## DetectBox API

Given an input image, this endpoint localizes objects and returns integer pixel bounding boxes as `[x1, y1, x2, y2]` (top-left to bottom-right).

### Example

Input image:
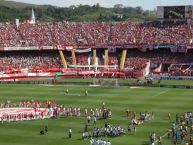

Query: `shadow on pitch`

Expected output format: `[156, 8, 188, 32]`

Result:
[62, 137, 72, 140]
[142, 141, 149, 145]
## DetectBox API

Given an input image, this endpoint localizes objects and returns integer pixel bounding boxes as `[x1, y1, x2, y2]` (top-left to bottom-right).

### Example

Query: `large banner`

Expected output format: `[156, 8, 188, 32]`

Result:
[164, 6, 185, 19]
[157, 5, 193, 19]
[0, 44, 192, 52]
[75, 48, 91, 53]
[0, 73, 55, 79]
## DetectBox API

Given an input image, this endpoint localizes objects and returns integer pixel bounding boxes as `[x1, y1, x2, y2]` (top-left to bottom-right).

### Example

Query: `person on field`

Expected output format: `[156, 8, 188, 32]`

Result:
[85, 90, 88, 96]
[85, 123, 88, 132]
[82, 132, 85, 139]
[126, 108, 130, 118]
[168, 128, 172, 138]
[85, 108, 88, 116]
[69, 128, 72, 138]
[128, 123, 132, 134]
[150, 132, 153, 144]
[172, 123, 176, 138]
[168, 112, 171, 120]
[102, 102, 105, 109]
[95, 139, 100, 145]
[87, 115, 91, 124]
[176, 114, 179, 123]
[90, 138, 94, 145]
[103, 139, 107, 145]
[173, 140, 177, 145]
[133, 126, 136, 135]
[150, 132, 156, 145]
[40, 129, 45, 135]
[158, 135, 162, 145]
[107, 140, 111, 145]
[44, 125, 48, 134]
[93, 116, 97, 126]
[190, 136, 193, 145]
[175, 130, 179, 142]
[66, 89, 69, 94]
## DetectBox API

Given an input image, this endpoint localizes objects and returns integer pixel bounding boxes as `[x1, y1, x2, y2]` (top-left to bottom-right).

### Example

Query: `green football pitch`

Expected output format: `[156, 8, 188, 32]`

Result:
[0, 83, 192, 145]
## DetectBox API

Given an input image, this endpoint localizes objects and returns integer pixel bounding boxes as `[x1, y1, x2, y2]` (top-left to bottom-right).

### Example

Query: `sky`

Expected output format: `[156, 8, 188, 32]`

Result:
[11, 0, 193, 10]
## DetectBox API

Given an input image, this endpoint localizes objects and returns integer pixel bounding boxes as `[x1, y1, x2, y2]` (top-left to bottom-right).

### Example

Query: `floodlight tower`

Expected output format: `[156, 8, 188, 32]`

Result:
[31, 8, 36, 24]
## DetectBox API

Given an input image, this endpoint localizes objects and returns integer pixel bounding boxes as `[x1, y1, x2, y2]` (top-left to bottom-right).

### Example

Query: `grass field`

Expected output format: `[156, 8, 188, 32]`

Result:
[0, 84, 192, 145]
[57, 78, 193, 86]
[23, 77, 193, 86]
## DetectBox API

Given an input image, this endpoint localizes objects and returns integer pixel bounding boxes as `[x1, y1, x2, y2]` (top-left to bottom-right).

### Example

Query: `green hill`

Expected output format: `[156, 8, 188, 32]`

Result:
[0, 0, 38, 8]
[0, 0, 156, 22]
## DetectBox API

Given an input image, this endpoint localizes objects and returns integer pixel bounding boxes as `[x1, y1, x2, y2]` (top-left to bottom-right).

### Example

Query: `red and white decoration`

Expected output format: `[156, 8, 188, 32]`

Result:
[0, 108, 49, 122]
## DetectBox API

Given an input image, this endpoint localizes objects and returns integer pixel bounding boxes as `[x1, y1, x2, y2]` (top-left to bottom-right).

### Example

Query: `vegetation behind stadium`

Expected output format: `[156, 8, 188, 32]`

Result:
[0, 0, 156, 22]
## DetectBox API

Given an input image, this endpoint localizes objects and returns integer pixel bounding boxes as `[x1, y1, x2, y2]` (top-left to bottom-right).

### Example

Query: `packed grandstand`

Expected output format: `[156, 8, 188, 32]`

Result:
[0, 20, 193, 80]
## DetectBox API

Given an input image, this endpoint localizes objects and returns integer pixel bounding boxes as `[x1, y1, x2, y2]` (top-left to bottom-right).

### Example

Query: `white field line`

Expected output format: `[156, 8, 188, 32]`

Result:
[155, 131, 168, 143]
[152, 89, 170, 143]
[151, 89, 170, 98]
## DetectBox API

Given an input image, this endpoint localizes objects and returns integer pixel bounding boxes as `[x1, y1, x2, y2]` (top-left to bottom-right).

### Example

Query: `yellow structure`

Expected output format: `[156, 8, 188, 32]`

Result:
[120, 49, 127, 69]
[93, 49, 97, 65]
[105, 48, 109, 66]
[71, 49, 77, 65]
[59, 50, 68, 69]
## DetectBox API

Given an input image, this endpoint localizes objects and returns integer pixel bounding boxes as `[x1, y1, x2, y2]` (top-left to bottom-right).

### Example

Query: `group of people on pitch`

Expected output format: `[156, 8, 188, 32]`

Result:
[167, 112, 193, 145]
[89, 138, 111, 145]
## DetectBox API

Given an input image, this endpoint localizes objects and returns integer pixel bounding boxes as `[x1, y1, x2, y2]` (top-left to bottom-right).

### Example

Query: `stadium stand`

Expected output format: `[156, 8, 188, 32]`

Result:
[0, 21, 193, 79]
[0, 50, 62, 73]
[0, 21, 192, 47]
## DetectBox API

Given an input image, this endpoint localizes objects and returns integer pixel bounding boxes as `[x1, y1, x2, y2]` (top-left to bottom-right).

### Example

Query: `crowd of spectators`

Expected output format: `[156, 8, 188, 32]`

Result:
[18, 23, 53, 47]
[0, 21, 192, 47]
[76, 53, 90, 65]
[1, 49, 193, 76]
[140, 21, 192, 45]
[0, 21, 193, 76]
[124, 49, 193, 76]
[169, 65, 193, 76]
[0, 23, 18, 47]
[108, 53, 120, 66]
[0, 51, 62, 73]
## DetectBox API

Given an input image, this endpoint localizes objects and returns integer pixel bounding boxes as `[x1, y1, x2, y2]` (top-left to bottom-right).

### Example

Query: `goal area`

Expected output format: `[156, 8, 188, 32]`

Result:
[92, 78, 119, 87]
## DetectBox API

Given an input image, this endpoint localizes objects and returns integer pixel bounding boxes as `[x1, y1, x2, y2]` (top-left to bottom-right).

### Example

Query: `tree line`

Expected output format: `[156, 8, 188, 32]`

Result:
[0, 3, 156, 22]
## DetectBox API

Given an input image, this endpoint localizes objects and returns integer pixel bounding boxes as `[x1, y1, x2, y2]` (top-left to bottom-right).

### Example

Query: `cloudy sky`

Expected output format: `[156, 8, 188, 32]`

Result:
[11, 0, 193, 10]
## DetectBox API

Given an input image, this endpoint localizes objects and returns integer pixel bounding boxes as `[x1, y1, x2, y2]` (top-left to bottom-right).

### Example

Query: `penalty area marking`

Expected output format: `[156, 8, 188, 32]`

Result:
[154, 131, 168, 144]
[129, 86, 142, 89]
[38, 84, 65, 87]
[89, 85, 100, 87]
